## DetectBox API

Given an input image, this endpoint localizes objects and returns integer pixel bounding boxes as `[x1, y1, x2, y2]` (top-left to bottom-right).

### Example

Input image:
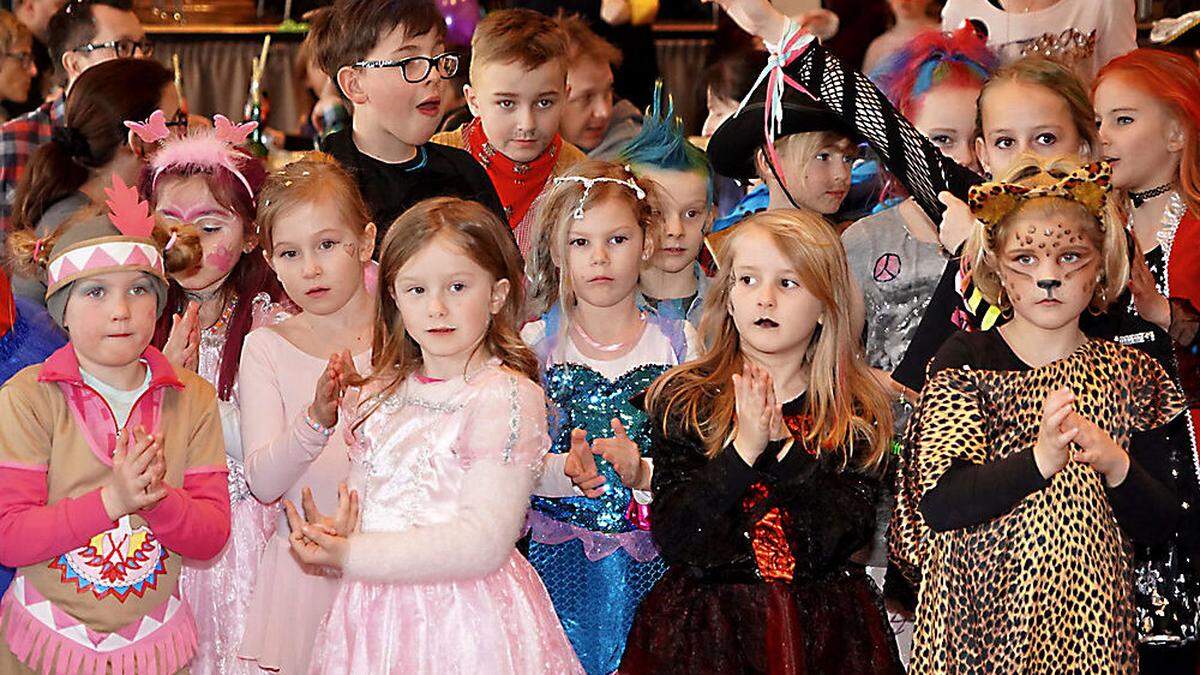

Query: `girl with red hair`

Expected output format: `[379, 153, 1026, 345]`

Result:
[1093, 48, 1200, 673]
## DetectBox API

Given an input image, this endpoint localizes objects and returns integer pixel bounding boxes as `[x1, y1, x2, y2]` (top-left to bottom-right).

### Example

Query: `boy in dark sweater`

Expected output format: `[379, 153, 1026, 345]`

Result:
[310, 0, 504, 243]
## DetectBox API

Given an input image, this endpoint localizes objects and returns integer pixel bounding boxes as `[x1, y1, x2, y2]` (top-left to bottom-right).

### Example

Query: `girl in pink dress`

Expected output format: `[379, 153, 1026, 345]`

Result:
[237, 158, 377, 673]
[129, 111, 289, 675]
[285, 196, 581, 675]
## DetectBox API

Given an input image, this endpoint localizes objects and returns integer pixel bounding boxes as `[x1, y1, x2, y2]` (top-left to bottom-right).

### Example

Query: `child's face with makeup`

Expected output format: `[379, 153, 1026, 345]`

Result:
[727, 226, 823, 358]
[466, 59, 567, 164]
[976, 80, 1089, 177]
[562, 196, 652, 310]
[266, 198, 374, 316]
[994, 206, 1101, 331]
[641, 168, 711, 275]
[156, 175, 248, 293]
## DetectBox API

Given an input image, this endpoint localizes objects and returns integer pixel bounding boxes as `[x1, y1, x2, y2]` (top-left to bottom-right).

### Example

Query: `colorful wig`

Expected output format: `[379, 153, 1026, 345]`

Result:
[1096, 49, 1200, 214]
[619, 81, 714, 205]
[870, 26, 997, 118]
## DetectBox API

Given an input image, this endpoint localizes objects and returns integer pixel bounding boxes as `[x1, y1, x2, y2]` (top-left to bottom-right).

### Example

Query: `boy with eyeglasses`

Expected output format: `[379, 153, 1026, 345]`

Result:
[430, 9, 584, 255]
[0, 0, 147, 231]
[311, 0, 504, 245]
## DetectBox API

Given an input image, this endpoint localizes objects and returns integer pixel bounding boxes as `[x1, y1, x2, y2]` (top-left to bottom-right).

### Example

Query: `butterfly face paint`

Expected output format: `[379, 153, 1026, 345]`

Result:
[995, 207, 1101, 331]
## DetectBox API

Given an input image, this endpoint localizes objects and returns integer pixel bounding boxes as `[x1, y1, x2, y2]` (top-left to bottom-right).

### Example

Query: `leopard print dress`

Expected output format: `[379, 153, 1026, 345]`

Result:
[891, 336, 1186, 673]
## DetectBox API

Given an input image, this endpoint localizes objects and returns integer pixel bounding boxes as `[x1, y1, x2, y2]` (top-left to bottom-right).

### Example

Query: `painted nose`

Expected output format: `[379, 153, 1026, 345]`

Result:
[1036, 279, 1062, 291]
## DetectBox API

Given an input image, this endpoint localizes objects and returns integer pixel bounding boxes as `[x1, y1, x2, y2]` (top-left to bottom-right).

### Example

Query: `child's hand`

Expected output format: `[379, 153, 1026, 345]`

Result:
[594, 419, 648, 491]
[101, 426, 168, 520]
[795, 8, 838, 41]
[134, 427, 168, 505]
[1130, 244, 1171, 333]
[284, 498, 351, 569]
[936, 192, 974, 255]
[309, 354, 347, 429]
[1066, 412, 1131, 487]
[300, 484, 360, 537]
[564, 428, 606, 498]
[162, 302, 200, 372]
[1032, 387, 1078, 480]
[704, 0, 791, 44]
[733, 361, 782, 465]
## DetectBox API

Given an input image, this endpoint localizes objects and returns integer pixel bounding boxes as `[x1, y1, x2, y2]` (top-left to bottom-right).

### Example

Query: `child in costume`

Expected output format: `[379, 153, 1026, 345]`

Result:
[1093, 49, 1200, 671]
[285, 197, 580, 674]
[128, 110, 288, 675]
[236, 158, 376, 673]
[620, 209, 903, 674]
[522, 161, 698, 674]
[431, 8, 586, 253]
[622, 82, 715, 329]
[0, 175, 229, 674]
[891, 158, 1185, 673]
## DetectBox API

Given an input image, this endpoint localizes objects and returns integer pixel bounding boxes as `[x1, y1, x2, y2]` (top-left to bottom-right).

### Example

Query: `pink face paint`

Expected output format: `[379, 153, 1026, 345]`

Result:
[204, 244, 238, 274]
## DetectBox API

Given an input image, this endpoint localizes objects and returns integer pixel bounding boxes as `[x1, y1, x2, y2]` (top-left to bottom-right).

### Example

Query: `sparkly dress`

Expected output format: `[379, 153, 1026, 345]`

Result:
[310, 363, 582, 674]
[522, 309, 696, 675]
[621, 392, 904, 674]
[180, 292, 290, 675]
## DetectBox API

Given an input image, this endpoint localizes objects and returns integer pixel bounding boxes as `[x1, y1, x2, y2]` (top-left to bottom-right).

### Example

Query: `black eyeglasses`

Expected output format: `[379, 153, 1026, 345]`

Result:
[74, 39, 155, 59]
[352, 52, 459, 84]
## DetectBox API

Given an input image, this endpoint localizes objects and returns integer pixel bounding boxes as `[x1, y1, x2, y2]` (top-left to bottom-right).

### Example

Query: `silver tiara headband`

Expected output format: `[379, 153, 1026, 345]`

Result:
[553, 174, 647, 219]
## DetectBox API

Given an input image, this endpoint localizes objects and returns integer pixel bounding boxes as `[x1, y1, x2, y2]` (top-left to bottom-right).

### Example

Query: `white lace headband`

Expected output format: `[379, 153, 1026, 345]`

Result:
[552, 174, 647, 219]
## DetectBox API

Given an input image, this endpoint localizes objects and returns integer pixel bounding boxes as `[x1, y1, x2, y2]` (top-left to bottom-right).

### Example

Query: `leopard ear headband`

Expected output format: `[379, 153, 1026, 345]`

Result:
[967, 161, 1113, 247]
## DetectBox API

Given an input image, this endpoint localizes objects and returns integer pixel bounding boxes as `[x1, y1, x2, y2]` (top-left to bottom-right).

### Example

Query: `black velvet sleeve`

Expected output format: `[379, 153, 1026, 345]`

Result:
[919, 449, 1049, 532]
[1106, 424, 1183, 545]
[648, 416, 767, 570]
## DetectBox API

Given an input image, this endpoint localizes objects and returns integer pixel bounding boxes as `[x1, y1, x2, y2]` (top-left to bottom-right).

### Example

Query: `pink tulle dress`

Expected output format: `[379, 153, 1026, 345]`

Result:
[181, 293, 288, 675]
[310, 362, 582, 674]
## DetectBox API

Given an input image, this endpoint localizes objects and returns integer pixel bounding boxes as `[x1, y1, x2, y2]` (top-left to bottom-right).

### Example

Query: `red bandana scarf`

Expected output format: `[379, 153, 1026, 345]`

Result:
[463, 117, 562, 230]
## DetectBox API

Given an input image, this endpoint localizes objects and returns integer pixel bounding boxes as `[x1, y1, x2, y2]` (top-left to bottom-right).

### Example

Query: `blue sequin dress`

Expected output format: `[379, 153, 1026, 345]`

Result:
[524, 309, 694, 674]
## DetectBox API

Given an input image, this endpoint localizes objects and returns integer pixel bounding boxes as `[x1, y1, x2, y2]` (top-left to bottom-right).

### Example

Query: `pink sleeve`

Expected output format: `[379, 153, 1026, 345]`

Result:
[0, 466, 115, 567]
[459, 373, 550, 471]
[141, 471, 230, 560]
[239, 331, 331, 503]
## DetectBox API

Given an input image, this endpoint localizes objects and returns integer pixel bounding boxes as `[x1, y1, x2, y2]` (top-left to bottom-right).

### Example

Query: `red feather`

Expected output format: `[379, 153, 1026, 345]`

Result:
[105, 174, 156, 238]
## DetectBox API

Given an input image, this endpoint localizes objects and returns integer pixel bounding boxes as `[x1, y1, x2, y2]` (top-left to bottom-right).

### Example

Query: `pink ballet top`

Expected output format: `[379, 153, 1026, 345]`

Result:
[236, 325, 371, 673]
[310, 362, 582, 674]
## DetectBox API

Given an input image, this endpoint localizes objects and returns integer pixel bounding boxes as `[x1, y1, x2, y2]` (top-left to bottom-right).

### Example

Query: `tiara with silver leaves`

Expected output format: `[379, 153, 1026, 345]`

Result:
[552, 172, 647, 220]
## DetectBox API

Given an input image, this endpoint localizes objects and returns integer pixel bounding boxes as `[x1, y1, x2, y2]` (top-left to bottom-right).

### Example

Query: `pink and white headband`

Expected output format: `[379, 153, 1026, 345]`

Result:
[126, 111, 258, 203]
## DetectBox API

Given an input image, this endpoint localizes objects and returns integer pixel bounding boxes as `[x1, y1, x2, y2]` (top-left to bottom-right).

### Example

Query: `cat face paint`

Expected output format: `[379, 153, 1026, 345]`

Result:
[995, 209, 1100, 331]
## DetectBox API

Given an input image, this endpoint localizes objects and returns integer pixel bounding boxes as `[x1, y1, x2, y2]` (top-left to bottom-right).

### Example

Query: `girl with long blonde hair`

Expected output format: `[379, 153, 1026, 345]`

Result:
[621, 209, 901, 674]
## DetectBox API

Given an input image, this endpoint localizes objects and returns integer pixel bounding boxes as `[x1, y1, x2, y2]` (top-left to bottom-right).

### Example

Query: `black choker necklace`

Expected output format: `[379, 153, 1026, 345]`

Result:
[1130, 183, 1174, 208]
